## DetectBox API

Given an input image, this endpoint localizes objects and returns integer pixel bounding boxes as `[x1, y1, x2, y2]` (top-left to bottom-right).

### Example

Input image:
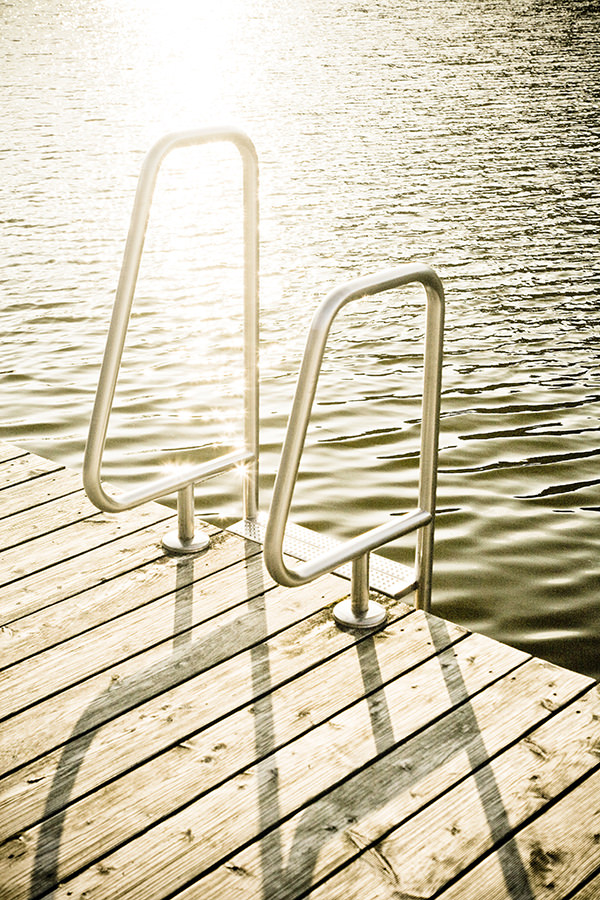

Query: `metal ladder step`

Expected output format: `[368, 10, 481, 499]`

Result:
[228, 512, 417, 600]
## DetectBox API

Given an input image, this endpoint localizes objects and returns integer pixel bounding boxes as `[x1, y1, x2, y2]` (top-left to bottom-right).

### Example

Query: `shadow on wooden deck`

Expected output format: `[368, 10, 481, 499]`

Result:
[29, 548, 532, 900]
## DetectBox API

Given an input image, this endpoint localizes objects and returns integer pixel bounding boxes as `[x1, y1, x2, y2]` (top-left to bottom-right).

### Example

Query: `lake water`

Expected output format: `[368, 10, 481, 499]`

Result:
[1, 0, 599, 677]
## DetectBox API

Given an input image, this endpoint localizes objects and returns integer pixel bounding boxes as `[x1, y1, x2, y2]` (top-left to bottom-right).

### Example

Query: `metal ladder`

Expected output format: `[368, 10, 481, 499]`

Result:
[83, 127, 259, 553]
[258, 265, 445, 626]
[84, 128, 445, 623]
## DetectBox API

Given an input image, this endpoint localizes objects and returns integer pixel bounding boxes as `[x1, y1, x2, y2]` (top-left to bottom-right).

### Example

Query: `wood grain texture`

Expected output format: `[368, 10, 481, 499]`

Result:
[18, 630, 525, 900]
[0, 598, 413, 848]
[0, 517, 184, 624]
[0, 556, 352, 776]
[0, 443, 27, 464]
[0, 441, 598, 900]
[380, 689, 600, 897]
[0, 468, 83, 520]
[570, 870, 600, 899]
[0, 453, 62, 490]
[0, 530, 259, 672]
[0, 501, 175, 588]
[0, 489, 99, 551]
[167, 659, 594, 900]
[436, 764, 600, 899]
[0, 551, 266, 715]
[3, 604, 433, 898]
[312, 683, 600, 900]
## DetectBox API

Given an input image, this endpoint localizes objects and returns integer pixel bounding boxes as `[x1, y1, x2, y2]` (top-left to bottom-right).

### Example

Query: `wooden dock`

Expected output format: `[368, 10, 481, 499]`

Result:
[1, 439, 600, 900]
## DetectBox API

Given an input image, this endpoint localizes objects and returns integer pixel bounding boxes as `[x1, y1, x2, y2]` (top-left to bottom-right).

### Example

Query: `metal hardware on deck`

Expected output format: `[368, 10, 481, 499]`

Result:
[263, 264, 445, 622]
[332, 554, 389, 629]
[228, 512, 418, 598]
[162, 484, 210, 554]
[83, 127, 259, 553]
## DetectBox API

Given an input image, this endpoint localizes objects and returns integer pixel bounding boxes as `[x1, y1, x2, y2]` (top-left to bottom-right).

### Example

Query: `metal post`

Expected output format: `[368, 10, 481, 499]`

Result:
[414, 281, 445, 611]
[162, 483, 210, 554]
[241, 139, 259, 521]
[333, 552, 387, 628]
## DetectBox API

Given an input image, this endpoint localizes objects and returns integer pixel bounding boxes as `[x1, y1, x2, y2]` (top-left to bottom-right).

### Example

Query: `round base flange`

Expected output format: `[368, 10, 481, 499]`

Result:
[333, 597, 387, 630]
[162, 529, 210, 555]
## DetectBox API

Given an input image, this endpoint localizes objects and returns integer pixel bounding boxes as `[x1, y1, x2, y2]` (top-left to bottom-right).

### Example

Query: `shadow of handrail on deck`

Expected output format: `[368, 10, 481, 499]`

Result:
[252, 615, 534, 899]
[428, 616, 535, 899]
[252, 627, 400, 900]
[29, 545, 266, 899]
[29, 567, 533, 900]
[248, 554, 284, 898]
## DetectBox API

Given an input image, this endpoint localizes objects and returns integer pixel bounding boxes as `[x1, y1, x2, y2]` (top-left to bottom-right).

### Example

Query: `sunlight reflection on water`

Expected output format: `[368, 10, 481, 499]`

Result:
[1, 0, 599, 676]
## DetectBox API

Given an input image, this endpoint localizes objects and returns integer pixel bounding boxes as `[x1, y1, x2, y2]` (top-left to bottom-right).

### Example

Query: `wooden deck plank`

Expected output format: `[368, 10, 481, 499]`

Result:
[15, 630, 529, 900]
[0, 441, 597, 900]
[4, 605, 461, 899]
[0, 597, 413, 844]
[0, 468, 84, 520]
[0, 547, 270, 715]
[571, 871, 600, 899]
[0, 442, 28, 464]
[387, 686, 600, 898]
[305, 683, 600, 900]
[0, 501, 176, 590]
[0, 530, 259, 672]
[435, 766, 600, 899]
[165, 658, 594, 900]
[0, 489, 100, 551]
[0, 598, 415, 848]
[0, 517, 184, 624]
[0, 558, 352, 776]
[0, 452, 62, 490]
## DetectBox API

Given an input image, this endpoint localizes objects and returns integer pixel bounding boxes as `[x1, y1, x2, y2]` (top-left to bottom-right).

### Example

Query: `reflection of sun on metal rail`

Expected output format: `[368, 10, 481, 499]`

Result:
[83, 127, 259, 554]
[261, 265, 445, 626]
[83, 128, 444, 626]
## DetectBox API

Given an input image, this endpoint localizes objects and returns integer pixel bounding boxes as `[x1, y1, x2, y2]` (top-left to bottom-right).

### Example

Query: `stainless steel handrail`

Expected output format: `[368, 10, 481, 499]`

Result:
[83, 127, 259, 553]
[263, 263, 444, 626]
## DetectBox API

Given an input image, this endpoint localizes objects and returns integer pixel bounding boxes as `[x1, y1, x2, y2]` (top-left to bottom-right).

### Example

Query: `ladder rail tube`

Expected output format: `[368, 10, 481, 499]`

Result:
[415, 280, 445, 606]
[83, 127, 259, 516]
[263, 263, 444, 610]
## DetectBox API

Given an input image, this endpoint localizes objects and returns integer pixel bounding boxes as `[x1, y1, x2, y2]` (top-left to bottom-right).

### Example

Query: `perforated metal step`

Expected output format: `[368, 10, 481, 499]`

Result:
[228, 513, 417, 599]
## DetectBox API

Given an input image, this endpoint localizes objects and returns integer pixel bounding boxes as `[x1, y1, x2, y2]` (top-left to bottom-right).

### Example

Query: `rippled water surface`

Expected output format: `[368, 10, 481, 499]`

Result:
[1, 0, 599, 676]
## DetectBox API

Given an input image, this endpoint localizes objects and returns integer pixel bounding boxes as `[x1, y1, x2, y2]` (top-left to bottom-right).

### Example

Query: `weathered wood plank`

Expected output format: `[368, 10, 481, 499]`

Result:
[0, 442, 28, 464]
[382, 685, 600, 898]
[2, 604, 432, 897]
[0, 453, 62, 490]
[435, 766, 600, 899]
[0, 559, 352, 776]
[177, 658, 593, 900]
[0, 517, 187, 625]
[570, 871, 600, 899]
[0, 594, 413, 846]
[0, 441, 596, 900]
[19, 630, 527, 900]
[0, 530, 259, 671]
[0, 490, 99, 551]
[0, 468, 83, 520]
[0, 501, 176, 589]
[309, 683, 600, 900]
[0, 537, 266, 715]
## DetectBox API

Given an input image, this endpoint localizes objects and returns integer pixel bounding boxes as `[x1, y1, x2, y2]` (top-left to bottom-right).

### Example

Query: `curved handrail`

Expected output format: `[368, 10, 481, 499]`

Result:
[83, 127, 259, 521]
[263, 263, 444, 612]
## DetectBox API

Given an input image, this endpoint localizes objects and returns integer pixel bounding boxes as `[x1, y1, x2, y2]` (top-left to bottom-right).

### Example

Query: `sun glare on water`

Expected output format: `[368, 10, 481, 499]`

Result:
[101, 0, 242, 121]
[99, 0, 250, 479]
